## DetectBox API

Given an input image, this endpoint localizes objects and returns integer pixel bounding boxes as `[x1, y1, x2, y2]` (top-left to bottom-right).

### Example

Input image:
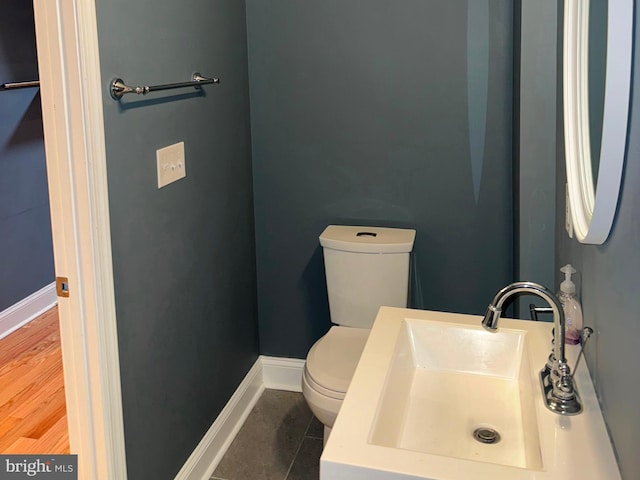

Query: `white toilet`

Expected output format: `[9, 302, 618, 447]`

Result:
[301, 224, 416, 443]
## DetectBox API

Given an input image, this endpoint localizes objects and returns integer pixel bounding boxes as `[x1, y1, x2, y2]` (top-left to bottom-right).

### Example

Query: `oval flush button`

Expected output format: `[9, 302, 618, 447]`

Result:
[356, 231, 377, 237]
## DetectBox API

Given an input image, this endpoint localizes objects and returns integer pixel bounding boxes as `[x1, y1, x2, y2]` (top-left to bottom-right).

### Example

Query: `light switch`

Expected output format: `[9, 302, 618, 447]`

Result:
[157, 141, 186, 188]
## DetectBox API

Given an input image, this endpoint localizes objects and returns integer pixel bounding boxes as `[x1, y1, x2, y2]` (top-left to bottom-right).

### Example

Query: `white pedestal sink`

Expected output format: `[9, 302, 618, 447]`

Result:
[320, 307, 620, 480]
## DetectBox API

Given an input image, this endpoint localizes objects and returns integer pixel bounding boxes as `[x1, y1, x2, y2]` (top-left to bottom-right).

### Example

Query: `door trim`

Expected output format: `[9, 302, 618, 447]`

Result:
[32, 0, 127, 478]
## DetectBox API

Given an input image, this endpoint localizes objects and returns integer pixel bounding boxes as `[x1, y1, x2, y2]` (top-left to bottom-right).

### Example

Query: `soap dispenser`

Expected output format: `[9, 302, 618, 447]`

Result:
[558, 264, 584, 345]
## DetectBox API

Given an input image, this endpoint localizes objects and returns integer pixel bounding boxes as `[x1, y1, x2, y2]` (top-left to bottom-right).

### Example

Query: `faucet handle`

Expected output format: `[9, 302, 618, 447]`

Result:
[570, 326, 594, 379]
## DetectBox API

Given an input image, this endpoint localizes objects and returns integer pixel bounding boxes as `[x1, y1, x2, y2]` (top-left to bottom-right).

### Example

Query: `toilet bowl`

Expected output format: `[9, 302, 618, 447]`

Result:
[302, 225, 416, 443]
[302, 326, 370, 441]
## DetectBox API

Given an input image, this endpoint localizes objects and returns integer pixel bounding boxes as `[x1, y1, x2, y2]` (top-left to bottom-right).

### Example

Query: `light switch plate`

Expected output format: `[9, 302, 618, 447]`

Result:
[157, 141, 186, 188]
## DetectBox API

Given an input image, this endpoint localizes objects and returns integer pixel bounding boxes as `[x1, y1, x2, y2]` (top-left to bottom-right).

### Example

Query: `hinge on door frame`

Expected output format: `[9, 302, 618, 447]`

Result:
[56, 276, 70, 297]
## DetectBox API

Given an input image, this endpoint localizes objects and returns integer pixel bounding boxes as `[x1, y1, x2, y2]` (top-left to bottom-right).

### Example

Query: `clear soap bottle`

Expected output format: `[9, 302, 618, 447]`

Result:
[557, 264, 583, 345]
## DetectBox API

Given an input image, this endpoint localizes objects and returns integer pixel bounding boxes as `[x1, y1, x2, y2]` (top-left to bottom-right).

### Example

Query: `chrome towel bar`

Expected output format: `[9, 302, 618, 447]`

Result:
[110, 72, 219, 100]
[1, 80, 40, 90]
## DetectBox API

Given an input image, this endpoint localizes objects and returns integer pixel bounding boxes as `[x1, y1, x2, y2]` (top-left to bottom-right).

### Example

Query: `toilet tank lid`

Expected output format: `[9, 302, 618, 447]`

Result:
[319, 225, 416, 253]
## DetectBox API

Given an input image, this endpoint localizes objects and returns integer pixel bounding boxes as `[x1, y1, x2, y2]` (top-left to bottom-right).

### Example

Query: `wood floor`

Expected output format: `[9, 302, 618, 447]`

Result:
[0, 306, 69, 454]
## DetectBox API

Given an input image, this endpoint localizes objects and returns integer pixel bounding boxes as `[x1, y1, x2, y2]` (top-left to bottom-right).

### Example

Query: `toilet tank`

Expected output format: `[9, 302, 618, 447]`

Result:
[319, 225, 416, 329]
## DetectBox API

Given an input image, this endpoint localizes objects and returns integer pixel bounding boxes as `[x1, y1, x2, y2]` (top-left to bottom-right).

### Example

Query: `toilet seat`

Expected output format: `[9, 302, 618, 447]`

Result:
[304, 326, 370, 399]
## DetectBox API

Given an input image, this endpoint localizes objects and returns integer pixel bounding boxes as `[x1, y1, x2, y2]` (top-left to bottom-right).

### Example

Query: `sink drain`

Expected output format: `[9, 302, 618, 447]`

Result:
[473, 426, 501, 444]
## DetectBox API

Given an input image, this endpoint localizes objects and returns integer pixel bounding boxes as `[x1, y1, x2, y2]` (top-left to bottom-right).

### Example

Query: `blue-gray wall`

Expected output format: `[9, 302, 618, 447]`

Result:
[556, 5, 640, 478]
[0, 1, 54, 312]
[94, 0, 258, 478]
[246, 0, 515, 358]
[516, 0, 557, 306]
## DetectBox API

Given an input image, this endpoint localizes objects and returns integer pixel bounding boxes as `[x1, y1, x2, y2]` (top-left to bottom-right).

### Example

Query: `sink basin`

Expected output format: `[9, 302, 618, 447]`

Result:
[321, 307, 620, 480]
[370, 319, 542, 469]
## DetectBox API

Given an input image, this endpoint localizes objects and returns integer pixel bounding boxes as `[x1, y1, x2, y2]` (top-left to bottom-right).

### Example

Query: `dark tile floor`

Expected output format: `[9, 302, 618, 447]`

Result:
[211, 389, 324, 480]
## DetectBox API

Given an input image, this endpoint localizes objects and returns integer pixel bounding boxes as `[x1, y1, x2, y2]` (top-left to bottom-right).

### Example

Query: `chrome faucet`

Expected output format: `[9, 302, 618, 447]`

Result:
[482, 281, 582, 415]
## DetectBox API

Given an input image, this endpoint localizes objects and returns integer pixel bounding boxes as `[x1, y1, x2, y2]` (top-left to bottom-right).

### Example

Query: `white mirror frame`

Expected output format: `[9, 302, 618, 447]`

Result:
[563, 0, 633, 244]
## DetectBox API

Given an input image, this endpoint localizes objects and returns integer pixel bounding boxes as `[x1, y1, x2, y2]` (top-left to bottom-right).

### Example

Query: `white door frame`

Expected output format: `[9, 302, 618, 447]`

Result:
[32, 0, 127, 478]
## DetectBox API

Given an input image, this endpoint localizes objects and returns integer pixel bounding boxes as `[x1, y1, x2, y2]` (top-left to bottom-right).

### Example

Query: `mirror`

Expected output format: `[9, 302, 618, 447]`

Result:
[587, 0, 607, 183]
[563, 0, 633, 244]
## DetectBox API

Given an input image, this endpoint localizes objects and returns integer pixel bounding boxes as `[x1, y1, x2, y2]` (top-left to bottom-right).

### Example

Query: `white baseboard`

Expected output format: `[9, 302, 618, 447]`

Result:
[0, 282, 57, 340]
[174, 355, 306, 480]
[174, 359, 265, 480]
[261, 355, 305, 392]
